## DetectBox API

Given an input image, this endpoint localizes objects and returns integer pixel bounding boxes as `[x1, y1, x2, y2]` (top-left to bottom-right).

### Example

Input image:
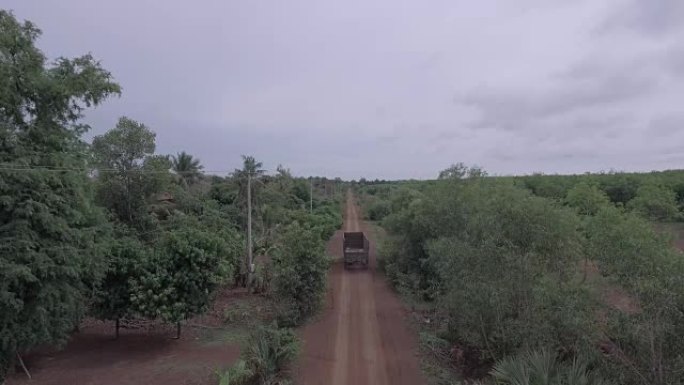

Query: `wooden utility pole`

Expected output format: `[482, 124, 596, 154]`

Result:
[247, 173, 253, 290]
[310, 177, 313, 213]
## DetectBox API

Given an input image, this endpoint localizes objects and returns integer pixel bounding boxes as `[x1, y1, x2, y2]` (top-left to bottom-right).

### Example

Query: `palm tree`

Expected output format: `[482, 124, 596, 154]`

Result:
[233, 155, 265, 291]
[172, 151, 203, 186]
[234, 155, 265, 179]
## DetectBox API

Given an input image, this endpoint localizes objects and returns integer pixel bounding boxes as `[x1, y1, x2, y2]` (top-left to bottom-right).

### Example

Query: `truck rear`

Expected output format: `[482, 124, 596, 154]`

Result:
[343, 232, 369, 268]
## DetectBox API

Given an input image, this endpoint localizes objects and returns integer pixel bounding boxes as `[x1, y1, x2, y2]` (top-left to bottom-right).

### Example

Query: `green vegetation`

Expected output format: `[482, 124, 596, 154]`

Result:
[217, 325, 300, 385]
[0, 11, 338, 378]
[358, 166, 684, 385]
[272, 223, 331, 327]
[0, 10, 120, 374]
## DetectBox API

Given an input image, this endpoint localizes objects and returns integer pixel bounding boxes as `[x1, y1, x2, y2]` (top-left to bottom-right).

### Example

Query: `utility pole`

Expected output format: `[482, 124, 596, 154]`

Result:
[247, 173, 253, 290]
[310, 177, 313, 213]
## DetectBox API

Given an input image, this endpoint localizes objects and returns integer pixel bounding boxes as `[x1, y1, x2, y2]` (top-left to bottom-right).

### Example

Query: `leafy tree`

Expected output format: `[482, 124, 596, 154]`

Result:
[92, 117, 170, 231]
[131, 229, 235, 336]
[438, 162, 467, 179]
[627, 184, 679, 221]
[171, 151, 203, 186]
[272, 223, 329, 326]
[90, 237, 150, 338]
[0, 10, 119, 374]
[438, 163, 488, 180]
[565, 182, 611, 216]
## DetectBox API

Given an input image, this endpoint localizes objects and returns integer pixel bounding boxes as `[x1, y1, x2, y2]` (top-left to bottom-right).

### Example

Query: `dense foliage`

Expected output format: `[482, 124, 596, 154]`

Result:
[272, 223, 330, 327]
[360, 167, 684, 385]
[0, 10, 120, 375]
[1, 11, 338, 377]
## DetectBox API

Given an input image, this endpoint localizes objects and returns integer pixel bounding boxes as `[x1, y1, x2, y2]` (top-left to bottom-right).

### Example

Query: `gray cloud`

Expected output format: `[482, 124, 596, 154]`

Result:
[664, 45, 684, 76]
[649, 115, 684, 137]
[599, 0, 684, 35]
[462, 74, 653, 131]
[3, 0, 683, 178]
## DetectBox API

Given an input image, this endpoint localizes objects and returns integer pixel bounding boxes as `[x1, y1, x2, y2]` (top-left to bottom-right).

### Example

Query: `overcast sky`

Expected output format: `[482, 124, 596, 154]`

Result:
[5, 0, 684, 179]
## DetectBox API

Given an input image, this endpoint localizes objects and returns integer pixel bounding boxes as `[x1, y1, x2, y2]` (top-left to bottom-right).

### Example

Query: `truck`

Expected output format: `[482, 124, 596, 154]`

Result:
[343, 232, 369, 269]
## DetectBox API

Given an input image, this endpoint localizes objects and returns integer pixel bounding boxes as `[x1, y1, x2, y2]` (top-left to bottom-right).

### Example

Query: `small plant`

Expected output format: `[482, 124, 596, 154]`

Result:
[217, 325, 299, 385]
[217, 359, 253, 385]
[245, 326, 300, 384]
[490, 349, 612, 385]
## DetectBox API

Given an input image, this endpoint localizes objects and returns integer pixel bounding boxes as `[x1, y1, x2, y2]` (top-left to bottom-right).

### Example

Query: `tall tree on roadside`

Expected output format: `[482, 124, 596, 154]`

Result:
[92, 117, 170, 232]
[0, 11, 120, 376]
[233, 155, 265, 289]
[172, 151, 203, 186]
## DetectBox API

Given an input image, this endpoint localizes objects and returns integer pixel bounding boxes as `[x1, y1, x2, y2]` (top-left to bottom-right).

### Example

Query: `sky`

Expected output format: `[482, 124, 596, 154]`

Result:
[4, 0, 684, 179]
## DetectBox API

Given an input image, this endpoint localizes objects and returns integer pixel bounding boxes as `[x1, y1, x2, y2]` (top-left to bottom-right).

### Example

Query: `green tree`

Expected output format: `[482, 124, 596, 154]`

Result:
[0, 10, 120, 374]
[92, 117, 159, 228]
[438, 162, 467, 179]
[565, 182, 611, 216]
[131, 229, 235, 337]
[90, 237, 150, 339]
[171, 151, 203, 186]
[627, 184, 679, 221]
[272, 223, 329, 326]
[586, 207, 684, 384]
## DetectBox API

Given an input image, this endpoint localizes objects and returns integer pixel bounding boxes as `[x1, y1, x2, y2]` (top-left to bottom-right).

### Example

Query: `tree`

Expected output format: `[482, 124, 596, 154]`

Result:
[438, 162, 467, 179]
[565, 182, 611, 216]
[438, 163, 487, 180]
[172, 151, 203, 186]
[233, 155, 266, 289]
[92, 117, 170, 232]
[131, 229, 235, 337]
[0, 10, 120, 375]
[90, 237, 150, 339]
[627, 184, 679, 221]
[272, 223, 329, 326]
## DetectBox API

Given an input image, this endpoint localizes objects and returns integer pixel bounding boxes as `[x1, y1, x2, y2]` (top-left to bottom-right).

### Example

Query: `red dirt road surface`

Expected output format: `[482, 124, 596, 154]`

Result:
[294, 193, 425, 385]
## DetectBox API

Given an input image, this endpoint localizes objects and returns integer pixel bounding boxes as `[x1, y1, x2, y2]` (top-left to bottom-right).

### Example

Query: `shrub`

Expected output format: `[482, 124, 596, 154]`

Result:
[627, 184, 679, 221]
[367, 200, 391, 221]
[488, 349, 612, 385]
[272, 223, 329, 326]
[217, 326, 299, 385]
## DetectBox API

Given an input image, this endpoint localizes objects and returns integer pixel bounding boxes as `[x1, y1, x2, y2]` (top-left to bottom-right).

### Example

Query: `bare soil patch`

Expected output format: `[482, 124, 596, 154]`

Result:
[4, 288, 266, 385]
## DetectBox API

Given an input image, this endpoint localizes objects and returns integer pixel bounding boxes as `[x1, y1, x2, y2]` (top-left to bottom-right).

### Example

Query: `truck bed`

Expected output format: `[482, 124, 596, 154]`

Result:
[343, 232, 369, 268]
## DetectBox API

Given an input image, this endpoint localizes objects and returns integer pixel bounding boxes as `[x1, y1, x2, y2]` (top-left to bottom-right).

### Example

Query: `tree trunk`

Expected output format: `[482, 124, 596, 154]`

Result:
[115, 318, 120, 340]
[175, 322, 181, 339]
[16, 352, 30, 379]
[247, 174, 253, 291]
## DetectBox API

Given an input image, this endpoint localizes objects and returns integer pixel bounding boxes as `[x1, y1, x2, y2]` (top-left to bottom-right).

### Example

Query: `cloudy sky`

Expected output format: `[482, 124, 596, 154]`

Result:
[5, 0, 684, 179]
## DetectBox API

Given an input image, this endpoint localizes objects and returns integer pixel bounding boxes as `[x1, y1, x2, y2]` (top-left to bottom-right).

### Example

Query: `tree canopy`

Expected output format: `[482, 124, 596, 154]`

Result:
[0, 10, 120, 373]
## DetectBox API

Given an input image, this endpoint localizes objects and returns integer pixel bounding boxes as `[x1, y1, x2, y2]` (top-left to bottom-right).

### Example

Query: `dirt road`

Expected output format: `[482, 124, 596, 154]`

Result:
[295, 193, 425, 385]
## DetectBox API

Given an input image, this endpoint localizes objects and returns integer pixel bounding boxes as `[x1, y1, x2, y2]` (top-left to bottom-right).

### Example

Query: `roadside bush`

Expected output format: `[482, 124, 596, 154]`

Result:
[367, 200, 391, 221]
[272, 223, 329, 326]
[586, 207, 684, 384]
[425, 184, 595, 361]
[485, 349, 612, 385]
[217, 326, 299, 385]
